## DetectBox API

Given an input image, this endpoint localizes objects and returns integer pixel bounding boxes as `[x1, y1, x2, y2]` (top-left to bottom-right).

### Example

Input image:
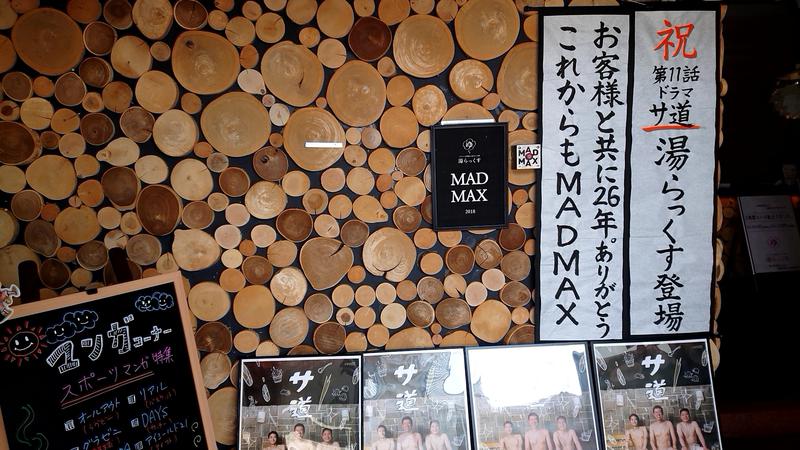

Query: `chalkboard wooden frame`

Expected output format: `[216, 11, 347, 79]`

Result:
[0, 272, 216, 450]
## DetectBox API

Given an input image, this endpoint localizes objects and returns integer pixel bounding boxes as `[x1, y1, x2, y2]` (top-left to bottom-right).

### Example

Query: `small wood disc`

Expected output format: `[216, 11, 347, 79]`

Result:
[136, 184, 182, 236]
[386, 75, 414, 107]
[329, 194, 353, 219]
[328, 60, 386, 127]
[201, 92, 269, 157]
[102, 81, 133, 113]
[481, 268, 506, 291]
[11, 8, 84, 76]
[455, 0, 519, 61]
[276, 208, 313, 242]
[39, 258, 71, 289]
[11, 189, 44, 221]
[465, 281, 487, 307]
[286, 0, 317, 25]
[317, 0, 354, 38]
[515, 202, 536, 229]
[26, 155, 77, 201]
[233, 284, 275, 328]
[103, 0, 133, 29]
[378, 0, 410, 26]
[436, 0, 458, 22]
[0, 166, 26, 194]
[367, 323, 390, 347]
[172, 31, 239, 94]
[172, 228, 220, 271]
[20, 97, 53, 130]
[501, 250, 530, 281]
[299, 237, 354, 289]
[267, 240, 297, 267]
[417, 276, 444, 304]
[435, 298, 471, 329]
[241, 255, 273, 285]
[412, 85, 447, 127]
[171, 158, 212, 201]
[413, 227, 436, 249]
[449, 59, 493, 101]
[214, 224, 242, 250]
[132, 155, 166, 186]
[283, 107, 346, 171]
[498, 42, 538, 111]
[393, 14, 453, 78]
[511, 306, 530, 325]
[3, 71, 32, 102]
[407, 300, 435, 328]
[218, 167, 250, 197]
[54, 206, 100, 245]
[269, 306, 308, 348]
[361, 126, 382, 149]
[420, 252, 443, 275]
[233, 329, 260, 354]
[255, 340, 280, 357]
[304, 293, 334, 324]
[261, 41, 323, 107]
[499, 223, 525, 251]
[174, 0, 208, 30]
[23, 219, 59, 256]
[270, 266, 307, 306]
[0, 121, 41, 166]
[110, 35, 152, 79]
[151, 41, 173, 62]
[499, 109, 520, 130]
[75, 239, 107, 270]
[505, 323, 534, 345]
[120, 211, 142, 235]
[396, 147, 426, 177]
[500, 280, 531, 307]
[354, 306, 376, 329]
[471, 299, 511, 343]
[120, 106, 155, 143]
[313, 321, 346, 354]
[194, 322, 233, 355]
[332, 284, 354, 308]
[443, 102, 493, 121]
[348, 15, 392, 62]
[302, 188, 329, 214]
[380, 303, 407, 330]
[135, 70, 178, 113]
[314, 215, 340, 238]
[380, 106, 419, 148]
[443, 273, 467, 298]
[393, 205, 422, 233]
[394, 279, 415, 301]
[125, 233, 161, 266]
[225, 16, 255, 47]
[255, 12, 285, 43]
[80, 112, 115, 146]
[131, 0, 173, 40]
[446, 245, 475, 275]
[76, 179, 104, 207]
[340, 219, 369, 247]
[181, 92, 202, 114]
[252, 146, 289, 181]
[395, 176, 426, 206]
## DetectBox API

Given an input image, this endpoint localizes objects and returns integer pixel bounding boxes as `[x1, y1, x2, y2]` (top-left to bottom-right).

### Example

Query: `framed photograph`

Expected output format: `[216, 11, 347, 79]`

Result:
[238, 356, 361, 450]
[466, 344, 600, 450]
[430, 122, 509, 230]
[592, 340, 723, 450]
[362, 349, 470, 450]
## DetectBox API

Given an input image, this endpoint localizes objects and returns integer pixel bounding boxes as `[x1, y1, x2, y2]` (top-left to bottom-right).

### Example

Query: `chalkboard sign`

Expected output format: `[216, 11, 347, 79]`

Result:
[430, 123, 508, 230]
[0, 272, 215, 450]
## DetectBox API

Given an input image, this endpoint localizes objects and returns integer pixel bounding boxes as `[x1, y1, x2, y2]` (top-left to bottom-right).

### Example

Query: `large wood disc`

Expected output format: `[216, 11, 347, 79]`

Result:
[348, 15, 392, 62]
[363, 227, 416, 282]
[435, 297, 471, 329]
[270, 266, 307, 306]
[11, 8, 84, 76]
[136, 184, 182, 235]
[153, 109, 198, 157]
[471, 299, 511, 343]
[201, 92, 269, 157]
[299, 237, 354, 290]
[327, 60, 386, 127]
[125, 233, 162, 266]
[449, 59, 493, 101]
[455, 0, 519, 61]
[385, 326, 433, 350]
[26, 155, 76, 201]
[261, 41, 323, 107]
[283, 107, 345, 171]
[245, 181, 286, 219]
[172, 31, 239, 94]
[0, 121, 40, 165]
[110, 35, 152, 79]
[233, 285, 275, 328]
[393, 14, 453, 78]
[54, 206, 100, 245]
[269, 306, 308, 348]
[172, 228, 220, 271]
[317, 0, 354, 38]
[313, 321, 346, 354]
[498, 42, 539, 111]
[132, 0, 173, 40]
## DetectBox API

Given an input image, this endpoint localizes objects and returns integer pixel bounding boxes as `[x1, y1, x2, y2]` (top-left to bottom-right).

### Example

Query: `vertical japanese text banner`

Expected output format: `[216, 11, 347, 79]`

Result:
[540, 14, 631, 341]
[629, 11, 717, 336]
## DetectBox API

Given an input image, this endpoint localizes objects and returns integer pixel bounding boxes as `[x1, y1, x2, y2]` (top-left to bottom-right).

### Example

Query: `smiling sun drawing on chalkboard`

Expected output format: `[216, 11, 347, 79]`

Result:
[0, 321, 47, 366]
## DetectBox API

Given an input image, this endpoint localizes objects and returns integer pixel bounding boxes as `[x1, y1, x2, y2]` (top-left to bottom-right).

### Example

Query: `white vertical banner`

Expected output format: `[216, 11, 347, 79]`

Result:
[539, 15, 630, 341]
[629, 11, 717, 335]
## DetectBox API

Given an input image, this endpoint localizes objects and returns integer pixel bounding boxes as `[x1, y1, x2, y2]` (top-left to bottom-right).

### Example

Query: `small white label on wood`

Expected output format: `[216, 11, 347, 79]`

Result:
[440, 119, 495, 126]
[515, 144, 540, 169]
[305, 142, 344, 148]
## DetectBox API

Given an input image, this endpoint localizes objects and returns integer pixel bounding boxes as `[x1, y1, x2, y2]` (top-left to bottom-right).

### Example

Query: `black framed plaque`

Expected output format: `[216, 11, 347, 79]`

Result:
[431, 123, 508, 230]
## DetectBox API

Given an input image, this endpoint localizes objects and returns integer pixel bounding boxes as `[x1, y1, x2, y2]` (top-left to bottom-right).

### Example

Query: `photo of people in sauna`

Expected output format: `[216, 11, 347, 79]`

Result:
[466, 344, 599, 450]
[362, 349, 470, 450]
[593, 340, 723, 450]
[238, 356, 361, 450]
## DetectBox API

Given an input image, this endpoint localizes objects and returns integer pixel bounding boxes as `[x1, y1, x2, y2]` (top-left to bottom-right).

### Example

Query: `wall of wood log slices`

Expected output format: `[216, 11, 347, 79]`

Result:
[0, 0, 727, 445]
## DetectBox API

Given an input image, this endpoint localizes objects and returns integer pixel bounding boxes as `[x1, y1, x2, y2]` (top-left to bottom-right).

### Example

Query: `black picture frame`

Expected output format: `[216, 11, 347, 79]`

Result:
[430, 122, 509, 230]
